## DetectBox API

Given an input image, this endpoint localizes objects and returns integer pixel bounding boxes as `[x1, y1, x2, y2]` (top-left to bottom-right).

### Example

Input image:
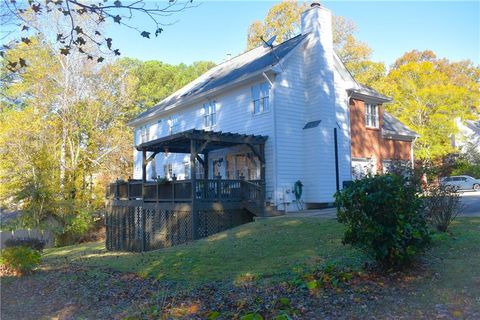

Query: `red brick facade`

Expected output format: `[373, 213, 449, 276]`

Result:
[350, 99, 413, 173]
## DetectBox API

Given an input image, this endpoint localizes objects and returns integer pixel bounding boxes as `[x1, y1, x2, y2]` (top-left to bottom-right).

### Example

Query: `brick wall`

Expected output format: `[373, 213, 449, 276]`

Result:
[350, 99, 412, 172]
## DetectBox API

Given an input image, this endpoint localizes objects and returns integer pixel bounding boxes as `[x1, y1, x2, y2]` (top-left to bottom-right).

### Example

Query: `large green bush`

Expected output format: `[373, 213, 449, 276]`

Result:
[0, 246, 41, 274]
[335, 174, 430, 270]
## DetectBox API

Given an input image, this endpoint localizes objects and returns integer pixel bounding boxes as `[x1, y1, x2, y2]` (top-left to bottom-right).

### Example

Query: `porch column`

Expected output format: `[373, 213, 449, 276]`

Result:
[142, 149, 147, 198]
[190, 139, 198, 240]
[203, 152, 209, 180]
[203, 152, 209, 198]
[258, 143, 266, 216]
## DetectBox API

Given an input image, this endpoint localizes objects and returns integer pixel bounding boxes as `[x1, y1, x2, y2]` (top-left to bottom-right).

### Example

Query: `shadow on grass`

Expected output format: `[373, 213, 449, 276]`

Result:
[43, 218, 364, 286]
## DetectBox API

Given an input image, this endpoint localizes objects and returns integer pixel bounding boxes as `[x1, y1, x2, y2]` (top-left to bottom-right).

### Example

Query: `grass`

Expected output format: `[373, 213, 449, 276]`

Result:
[43, 217, 480, 290]
[43, 218, 365, 285]
[5, 217, 480, 319]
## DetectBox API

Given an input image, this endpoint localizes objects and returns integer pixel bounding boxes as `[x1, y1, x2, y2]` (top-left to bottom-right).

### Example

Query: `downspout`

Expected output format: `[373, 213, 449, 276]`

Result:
[334, 127, 340, 191]
[346, 92, 354, 181]
[262, 72, 274, 86]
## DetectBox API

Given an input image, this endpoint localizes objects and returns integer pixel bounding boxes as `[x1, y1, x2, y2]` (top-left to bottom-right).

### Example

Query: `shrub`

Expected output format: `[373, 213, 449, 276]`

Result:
[335, 174, 431, 270]
[424, 184, 463, 232]
[0, 246, 41, 274]
[5, 237, 46, 251]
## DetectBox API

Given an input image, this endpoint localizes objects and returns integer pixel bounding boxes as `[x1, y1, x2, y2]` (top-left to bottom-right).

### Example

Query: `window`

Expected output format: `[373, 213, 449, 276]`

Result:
[365, 104, 379, 128]
[352, 157, 376, 179]
[382, 159, 411, 175]
[169, 115, 179, 135]
[183, 160, 204, 180]
[225, 153, 260, 180]
[140, 125, 148, 143]
[196, 159, 204, 179]
[203, 101, 216, 128]
[150, 157, 157, 179]
[251, 82, 270, 114]
[156, 119, 163, 137]
[163, 163, 173, 180]
[183, 161, 190, 179]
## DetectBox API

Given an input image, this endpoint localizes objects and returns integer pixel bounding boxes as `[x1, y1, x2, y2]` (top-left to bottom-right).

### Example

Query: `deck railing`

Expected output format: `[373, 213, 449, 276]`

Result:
[106, 178, 264, 207]
[105, 178, 265, 252]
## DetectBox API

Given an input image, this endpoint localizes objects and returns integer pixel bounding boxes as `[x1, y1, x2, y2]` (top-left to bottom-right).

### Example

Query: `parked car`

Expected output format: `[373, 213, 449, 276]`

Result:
[440, 175, 480, 191]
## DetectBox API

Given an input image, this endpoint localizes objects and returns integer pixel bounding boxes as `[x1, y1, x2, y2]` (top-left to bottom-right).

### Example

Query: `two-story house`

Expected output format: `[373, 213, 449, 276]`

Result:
[127, 2, 417, 212]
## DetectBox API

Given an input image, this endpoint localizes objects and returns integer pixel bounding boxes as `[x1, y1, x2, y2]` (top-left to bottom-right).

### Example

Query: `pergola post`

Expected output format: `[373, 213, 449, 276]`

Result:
[141, 149, 147, 198]
[190, 139, 198, 240]
[203, 152, 209, 197]
[258, 143, 266, 216]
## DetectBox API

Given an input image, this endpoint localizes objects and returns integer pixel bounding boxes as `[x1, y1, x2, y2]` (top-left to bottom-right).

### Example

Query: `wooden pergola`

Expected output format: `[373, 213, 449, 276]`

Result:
[136, 129, 268, 184]
[136, 129, 268, 218]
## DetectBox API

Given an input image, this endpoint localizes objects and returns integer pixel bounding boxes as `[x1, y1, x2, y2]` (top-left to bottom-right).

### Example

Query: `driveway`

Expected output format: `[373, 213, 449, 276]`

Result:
[459, 191, 480, 217]
[283, 191, 480, 219]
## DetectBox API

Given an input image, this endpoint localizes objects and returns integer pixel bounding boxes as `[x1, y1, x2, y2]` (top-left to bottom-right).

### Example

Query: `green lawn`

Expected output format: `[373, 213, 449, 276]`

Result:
[42, 217, 480, 290]
[43, 218, 365, 284]
[4, 217, 479, 319]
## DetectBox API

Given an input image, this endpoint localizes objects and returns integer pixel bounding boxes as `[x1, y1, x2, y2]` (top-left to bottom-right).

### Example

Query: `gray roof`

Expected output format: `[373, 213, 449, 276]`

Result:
[348, 84, 391, 103]
[465, 120, 480, 135]
[382, 111, 418, 139]
[131, 34, 308, 125]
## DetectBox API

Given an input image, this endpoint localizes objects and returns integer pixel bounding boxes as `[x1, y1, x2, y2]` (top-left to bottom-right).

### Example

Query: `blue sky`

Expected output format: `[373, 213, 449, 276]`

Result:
[108, 1, 479, 67]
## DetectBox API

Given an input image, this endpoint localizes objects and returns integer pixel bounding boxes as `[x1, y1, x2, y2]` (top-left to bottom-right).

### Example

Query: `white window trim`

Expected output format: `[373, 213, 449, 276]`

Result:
[203, 100, 217, 129]
[168, 115, 179, 135]
[365, 104, 379, 129]
[163, 163, 173, 180]
[140, 125, 149, 143]
[252, 82, 271, 115]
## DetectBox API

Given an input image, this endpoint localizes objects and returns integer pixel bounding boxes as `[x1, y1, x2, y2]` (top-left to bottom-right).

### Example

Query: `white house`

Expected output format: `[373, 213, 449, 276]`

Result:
[127, 3, 408, 211]
[453, 118, 480, 155]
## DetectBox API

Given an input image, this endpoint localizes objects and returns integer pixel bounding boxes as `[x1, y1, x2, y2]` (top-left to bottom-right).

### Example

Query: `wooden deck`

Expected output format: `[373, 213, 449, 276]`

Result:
[106, 178, 265, 216]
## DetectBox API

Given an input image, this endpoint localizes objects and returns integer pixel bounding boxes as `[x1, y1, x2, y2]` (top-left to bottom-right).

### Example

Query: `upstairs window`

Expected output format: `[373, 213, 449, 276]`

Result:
[365, 104, 379, 128]
[156, 119, 163, 137]
[169, 114, 179, 135]
[140, 125, 149, 143]
[203, 101, 216, 128]
[251, 82, 270, 114]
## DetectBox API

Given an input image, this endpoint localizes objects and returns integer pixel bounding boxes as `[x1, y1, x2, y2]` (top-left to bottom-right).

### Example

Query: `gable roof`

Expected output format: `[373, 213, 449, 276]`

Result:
[349, 84, 391, 103]
[129, 34, 308, 126]
[382, 111, 418, 140]
[465, 119, 480, 135]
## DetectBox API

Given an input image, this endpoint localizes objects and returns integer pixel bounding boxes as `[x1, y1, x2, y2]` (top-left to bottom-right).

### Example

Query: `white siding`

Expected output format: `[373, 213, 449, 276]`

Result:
[301, 27, 338, 204]
[132, 5, 359, 207]
[273, 43, 307, 208]
[132, 80, 275, 197]
[333, 65, 353, 186]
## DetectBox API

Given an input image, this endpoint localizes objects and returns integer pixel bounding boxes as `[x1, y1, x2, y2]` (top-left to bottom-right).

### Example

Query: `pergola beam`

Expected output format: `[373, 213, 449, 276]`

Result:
[136, 129, 267, 154]
[246, 143, 265, 163]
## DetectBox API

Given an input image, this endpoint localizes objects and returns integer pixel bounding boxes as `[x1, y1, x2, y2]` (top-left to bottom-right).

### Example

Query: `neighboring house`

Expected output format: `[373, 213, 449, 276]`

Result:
[127, 3, 416, 211]
[452, 118, 480, 154]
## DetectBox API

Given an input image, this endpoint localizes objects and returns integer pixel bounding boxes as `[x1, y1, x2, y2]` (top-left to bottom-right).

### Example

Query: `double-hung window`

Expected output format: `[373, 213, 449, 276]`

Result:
[164, 163, 173, 180]
[365, 104, 379, 128]
[203, 101, 216, 128]
[169, 114, 179, 135]
[251, 82, 270, 114]
[139, 125, 148, 143]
